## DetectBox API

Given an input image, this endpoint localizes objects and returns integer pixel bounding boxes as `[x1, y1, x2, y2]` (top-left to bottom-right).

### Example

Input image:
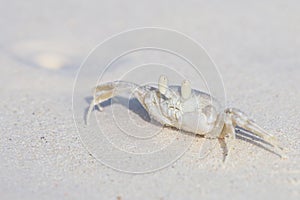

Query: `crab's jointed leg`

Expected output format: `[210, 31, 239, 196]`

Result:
[225, 108, 284, 157]
[218, 113, 236, 161]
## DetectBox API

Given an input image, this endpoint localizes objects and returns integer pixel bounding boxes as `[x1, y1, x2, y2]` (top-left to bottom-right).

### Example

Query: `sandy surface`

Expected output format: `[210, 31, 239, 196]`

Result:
[1, 0, 300, 199]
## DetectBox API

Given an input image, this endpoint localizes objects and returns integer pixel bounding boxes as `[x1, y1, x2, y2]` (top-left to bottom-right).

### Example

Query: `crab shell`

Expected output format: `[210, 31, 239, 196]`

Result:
[141, 85, 225, 138]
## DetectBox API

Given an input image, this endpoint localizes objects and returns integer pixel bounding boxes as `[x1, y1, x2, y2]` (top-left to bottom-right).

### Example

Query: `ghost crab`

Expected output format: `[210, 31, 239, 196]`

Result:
[87, 75, 283, 158]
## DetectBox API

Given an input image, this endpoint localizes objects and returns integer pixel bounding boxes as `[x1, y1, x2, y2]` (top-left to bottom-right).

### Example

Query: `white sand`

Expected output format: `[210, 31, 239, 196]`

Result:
[1, 0, 299, 199]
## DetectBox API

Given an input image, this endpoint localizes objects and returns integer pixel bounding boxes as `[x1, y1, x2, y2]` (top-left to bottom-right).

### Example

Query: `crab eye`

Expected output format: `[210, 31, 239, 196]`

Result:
[181, 80, 191, 100]
[158, 75, 168, 95]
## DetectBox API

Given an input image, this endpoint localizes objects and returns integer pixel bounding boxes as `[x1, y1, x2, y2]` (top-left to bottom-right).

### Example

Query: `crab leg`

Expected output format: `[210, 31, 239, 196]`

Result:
[225, 108, 284, 155]
[218, 113, 236, 162]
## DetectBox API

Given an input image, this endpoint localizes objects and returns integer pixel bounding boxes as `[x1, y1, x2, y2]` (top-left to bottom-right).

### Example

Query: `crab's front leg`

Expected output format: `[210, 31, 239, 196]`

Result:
[86, 81, 140, 124]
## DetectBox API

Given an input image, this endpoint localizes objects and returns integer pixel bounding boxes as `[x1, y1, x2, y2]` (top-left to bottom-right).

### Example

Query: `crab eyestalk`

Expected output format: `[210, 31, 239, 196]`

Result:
[158, 75, 169, 95]
[181, 80, 191, 100]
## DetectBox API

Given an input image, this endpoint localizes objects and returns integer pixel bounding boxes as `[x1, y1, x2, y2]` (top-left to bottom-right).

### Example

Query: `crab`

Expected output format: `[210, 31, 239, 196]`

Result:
[86, 75, 283, 158]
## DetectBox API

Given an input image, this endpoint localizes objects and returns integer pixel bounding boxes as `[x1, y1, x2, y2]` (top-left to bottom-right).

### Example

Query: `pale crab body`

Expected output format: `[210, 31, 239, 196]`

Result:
[142, 85, 223, 137]
[87, 75, 283, 157]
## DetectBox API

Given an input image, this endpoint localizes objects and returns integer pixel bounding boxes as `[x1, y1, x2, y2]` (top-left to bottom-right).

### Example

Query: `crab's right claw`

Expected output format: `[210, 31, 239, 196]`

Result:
[86, 98, 104, 125]
[86, 81, 140, 125]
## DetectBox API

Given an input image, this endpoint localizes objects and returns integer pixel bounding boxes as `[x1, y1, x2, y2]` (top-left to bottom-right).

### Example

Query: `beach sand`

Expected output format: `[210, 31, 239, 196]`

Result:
[1, 1, 299, 199]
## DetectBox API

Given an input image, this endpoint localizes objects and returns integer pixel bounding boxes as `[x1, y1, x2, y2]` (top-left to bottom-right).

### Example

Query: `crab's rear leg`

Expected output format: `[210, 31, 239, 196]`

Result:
[225, 108, 284, 157]
[86, 81, 140, 124]
[218, 114, 236, 162]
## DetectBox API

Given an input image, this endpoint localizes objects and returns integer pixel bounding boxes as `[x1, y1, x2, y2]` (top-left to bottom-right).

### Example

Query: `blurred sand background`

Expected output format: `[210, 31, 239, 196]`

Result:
[0, 0, 300, 199]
